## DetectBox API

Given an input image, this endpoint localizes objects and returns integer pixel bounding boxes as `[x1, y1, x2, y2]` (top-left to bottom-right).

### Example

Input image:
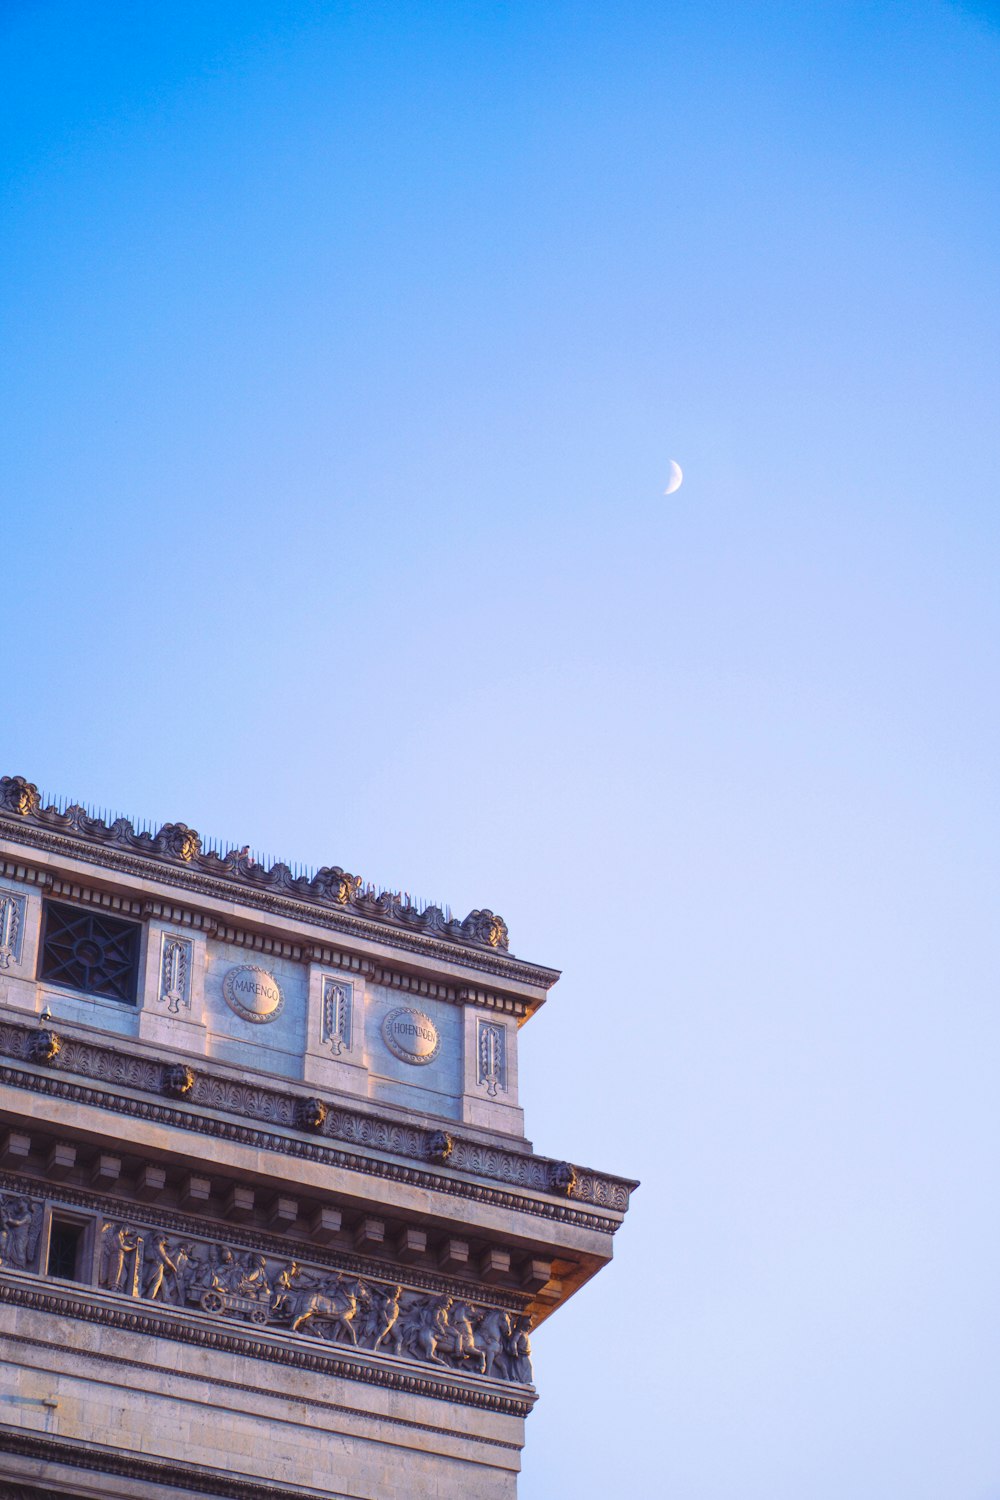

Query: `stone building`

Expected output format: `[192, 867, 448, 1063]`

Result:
[0, 775, 634, 1499]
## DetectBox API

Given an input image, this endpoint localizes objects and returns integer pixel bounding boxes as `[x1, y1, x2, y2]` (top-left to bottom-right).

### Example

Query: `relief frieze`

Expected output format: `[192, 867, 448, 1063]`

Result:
[0, 1199, 536, 1387]
[0, 1180, 536, 1394]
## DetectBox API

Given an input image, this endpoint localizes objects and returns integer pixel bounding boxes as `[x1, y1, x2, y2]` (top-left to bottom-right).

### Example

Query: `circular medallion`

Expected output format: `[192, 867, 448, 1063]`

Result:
[222, 965, 284, 1024]
[381, 1007, 440, 1065]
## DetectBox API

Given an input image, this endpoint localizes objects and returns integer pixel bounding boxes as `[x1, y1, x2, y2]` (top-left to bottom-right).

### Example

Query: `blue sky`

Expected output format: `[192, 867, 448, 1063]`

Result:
[3, 3, 999, 1495]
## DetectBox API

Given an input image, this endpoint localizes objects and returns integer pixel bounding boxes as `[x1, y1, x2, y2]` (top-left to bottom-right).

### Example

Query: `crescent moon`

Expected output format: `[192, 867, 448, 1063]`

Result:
[664, 460, 683, 495]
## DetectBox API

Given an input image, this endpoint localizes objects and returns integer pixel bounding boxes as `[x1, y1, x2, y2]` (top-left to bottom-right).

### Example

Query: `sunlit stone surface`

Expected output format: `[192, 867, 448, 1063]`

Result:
[0, 774, 635, 1500]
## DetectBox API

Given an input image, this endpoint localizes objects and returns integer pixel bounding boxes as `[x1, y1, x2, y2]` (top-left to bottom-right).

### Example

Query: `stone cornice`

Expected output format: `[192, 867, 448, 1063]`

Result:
[0, 777, 561, 994]
[0, 1021, 637, 1228]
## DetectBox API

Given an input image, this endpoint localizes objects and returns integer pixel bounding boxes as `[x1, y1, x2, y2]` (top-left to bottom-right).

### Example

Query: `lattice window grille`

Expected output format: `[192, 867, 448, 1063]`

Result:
[39, 900, 141, 1004]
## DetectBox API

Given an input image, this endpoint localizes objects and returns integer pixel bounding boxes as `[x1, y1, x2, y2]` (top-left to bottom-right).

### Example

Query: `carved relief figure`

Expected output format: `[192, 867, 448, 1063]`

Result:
[448, 1300, 486, 1374]
[506, 1314, 534, 1384]
[238, 1253, 271, 1302]
[207, 1244, 242, 1292]
[270, 1259, 300, 1319]
[157, 822, 201, 862]
[400, 1295, 453, 1366]
[100, 1222, 142, 1294]
[143, 1235, 178, 1301]
[173, 1241, 197, 1305]
[0, 1197, 41, 1270]
[372, 1284, 404, 1355]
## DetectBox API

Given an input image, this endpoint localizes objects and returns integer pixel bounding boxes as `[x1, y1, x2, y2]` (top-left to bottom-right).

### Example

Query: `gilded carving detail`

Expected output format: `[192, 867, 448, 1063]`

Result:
[296, 1097, 328, 1131]
[549, 1161, 577, 1196]
[461, 910, 509, 951]
[157, 822, 201, 862]
[26, 1029, 61, 1065]
[163, 1063, 195, 1098]
[427, 1130, 454, 1164]
[0, 777, 40, 817]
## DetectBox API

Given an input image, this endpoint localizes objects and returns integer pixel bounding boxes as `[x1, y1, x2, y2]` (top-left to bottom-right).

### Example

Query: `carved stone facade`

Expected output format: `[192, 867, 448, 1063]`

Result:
[0, 776, 634, 1499]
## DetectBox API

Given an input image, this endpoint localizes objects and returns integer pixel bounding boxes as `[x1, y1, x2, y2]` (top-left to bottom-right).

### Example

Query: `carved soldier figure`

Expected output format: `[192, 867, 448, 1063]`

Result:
[402, 1295, 452, 1366]
[208, 1244, 241, 1292]
[330, 1275, 361, 1344]
[448, 1301, 486, 1374]
[239, 1253, 271, 1302]
[101, 1222, 142, 1294]
[143, 1235, 179, 1301]
[373, 1285, 404, 1355]
[173, 1241, 197, 1304]
[270, 1260, 300, 1319]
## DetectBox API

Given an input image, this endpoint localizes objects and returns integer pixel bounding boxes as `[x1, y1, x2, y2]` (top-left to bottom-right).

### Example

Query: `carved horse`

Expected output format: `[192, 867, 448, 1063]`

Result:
[289, 1278, 359, 1343]
[474, 1309, 512, 1379]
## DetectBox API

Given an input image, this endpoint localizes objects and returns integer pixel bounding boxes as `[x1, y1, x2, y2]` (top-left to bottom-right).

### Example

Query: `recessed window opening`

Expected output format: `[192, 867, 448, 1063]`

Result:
[47, 1220, 84, 1281]
[39, 900, 141, 1004]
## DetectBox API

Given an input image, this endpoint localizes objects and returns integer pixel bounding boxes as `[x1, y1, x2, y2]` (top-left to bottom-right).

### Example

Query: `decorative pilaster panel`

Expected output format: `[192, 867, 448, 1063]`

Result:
[138, 925, 208, 1053]
[461, 1010, 523, 1136]
[321, 977, 353, 1057]
[477, 1019, 507, 1098]
[159, 935, 192, 1015]
[303, 966, 367, 1096]
[0, 893, 25, 970]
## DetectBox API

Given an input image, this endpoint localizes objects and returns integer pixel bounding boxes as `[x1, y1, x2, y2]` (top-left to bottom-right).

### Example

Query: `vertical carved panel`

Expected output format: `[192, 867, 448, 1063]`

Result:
[321, 978, 353, 1056]
[159, 934, 192, 1015]
[477, 1020, 507, 1098]
[0, 893, 25, 970]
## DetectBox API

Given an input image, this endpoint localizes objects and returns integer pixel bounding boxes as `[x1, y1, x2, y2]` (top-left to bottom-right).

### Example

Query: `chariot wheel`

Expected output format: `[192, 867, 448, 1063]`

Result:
[248, 1306, 268, 1325]
[200, 1289, 225, 1314]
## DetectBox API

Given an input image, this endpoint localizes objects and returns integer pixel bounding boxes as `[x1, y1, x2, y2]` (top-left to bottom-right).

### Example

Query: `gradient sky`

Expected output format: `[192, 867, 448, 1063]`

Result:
[3, 4, 1000, 1496]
